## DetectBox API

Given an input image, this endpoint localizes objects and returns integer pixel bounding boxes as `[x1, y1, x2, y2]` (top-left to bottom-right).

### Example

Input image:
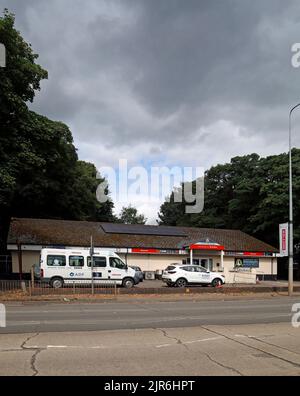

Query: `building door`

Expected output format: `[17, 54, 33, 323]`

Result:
[200, 258, 213, 271]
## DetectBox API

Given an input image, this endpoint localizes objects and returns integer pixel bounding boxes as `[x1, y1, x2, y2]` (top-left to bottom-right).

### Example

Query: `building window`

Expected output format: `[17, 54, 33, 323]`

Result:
[47, 255, 66, 267]
[87, 256, 107, 268]
[184, 258, 200, 265]
[69, 256, 84, 267]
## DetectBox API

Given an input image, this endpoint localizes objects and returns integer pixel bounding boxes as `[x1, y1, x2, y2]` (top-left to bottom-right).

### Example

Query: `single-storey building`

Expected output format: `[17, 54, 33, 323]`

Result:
[7, 218, 278, 283]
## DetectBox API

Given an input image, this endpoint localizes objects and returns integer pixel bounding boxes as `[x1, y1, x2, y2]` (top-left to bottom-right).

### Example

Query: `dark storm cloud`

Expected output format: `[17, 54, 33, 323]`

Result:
[1, 0, 300, 165]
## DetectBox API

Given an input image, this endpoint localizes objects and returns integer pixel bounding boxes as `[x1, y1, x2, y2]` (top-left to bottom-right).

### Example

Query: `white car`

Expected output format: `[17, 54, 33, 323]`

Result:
[162, 264, 225, 288]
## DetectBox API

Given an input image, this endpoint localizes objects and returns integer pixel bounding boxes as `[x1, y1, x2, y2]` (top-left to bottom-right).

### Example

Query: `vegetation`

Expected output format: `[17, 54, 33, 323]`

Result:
[118, 205, 147, 225]
[158, 151, 300, 248]
[0, 10, 114, 252]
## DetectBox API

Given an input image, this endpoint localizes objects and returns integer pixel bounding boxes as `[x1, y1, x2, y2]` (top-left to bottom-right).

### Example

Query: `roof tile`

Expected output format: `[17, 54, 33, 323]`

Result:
[7, 218, 278, 252]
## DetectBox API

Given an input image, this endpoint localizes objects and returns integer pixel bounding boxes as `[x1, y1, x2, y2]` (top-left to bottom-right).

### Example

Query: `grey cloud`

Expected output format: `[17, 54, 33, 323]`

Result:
[1, 0, 300, 163]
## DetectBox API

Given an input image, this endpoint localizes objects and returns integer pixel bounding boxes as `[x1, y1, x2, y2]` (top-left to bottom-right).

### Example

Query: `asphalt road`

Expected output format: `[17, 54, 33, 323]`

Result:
[0, 296, 298, 334]
[1, 297, 300, 376]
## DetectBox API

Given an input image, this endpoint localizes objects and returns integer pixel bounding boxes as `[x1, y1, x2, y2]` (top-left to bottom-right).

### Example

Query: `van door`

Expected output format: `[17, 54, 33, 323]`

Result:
[87, 255, 109, 282]
[67, 254, 86, 284]
[108, 256, 128, 284]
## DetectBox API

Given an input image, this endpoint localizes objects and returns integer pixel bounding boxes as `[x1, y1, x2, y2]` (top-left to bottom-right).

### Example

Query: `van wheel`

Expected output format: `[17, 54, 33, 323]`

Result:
[123, 278, 134, 289]
[211, 278, 222, 288]
[50, 277, 64, 289]
[176, 278, 187, 288]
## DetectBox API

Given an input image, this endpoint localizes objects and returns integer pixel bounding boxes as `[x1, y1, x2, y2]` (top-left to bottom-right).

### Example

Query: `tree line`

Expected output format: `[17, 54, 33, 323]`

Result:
[158, 151, 300, 249]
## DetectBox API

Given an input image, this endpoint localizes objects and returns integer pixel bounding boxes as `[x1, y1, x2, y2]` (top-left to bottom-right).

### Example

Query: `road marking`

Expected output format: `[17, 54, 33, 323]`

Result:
[156, 336, 223, 348]
[185, 336, 223, 344]
[47, 345, 68, 348]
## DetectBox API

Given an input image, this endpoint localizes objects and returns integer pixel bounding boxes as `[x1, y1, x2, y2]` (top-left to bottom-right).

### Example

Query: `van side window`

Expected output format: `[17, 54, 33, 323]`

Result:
[69, 256, 84, 267]
[47, 255, 66, 267]
[109, 257, 126, 270]
[87, 256, 107, 268]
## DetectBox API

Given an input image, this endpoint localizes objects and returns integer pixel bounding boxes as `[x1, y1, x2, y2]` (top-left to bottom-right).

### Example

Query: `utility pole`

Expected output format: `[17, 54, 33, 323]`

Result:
[90, 235, 94, 295]
[288, 103, 300, 296]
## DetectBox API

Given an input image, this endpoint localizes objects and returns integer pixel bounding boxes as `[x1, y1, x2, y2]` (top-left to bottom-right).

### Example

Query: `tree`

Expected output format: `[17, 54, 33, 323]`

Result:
[71, 160, 115, 222]
[0, 10, 48, 252]
[158, 150, 300, 248]
[0, 10, 116, 253]
[118, 205, 147, 224]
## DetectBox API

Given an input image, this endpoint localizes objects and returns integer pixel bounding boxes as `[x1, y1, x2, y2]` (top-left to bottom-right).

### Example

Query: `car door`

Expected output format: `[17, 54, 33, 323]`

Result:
[183, 266, 201, 283]
[195, 265, 211, 284]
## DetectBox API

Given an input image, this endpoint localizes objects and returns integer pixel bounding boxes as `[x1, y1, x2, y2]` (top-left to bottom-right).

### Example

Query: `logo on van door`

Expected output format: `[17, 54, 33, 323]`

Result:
[70, 272, 84, 277]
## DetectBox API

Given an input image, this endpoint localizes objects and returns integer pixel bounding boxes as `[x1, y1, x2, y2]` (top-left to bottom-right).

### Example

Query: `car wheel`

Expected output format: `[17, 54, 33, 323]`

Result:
[211, 278, 222, 288]
[50, 277, 64, 289]
[123, 277, 135, 288]
[176, 278, 187, 288]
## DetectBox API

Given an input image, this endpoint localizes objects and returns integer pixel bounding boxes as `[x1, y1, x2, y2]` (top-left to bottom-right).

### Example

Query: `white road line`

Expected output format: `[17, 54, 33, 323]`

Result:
[185, 336, 223, 344]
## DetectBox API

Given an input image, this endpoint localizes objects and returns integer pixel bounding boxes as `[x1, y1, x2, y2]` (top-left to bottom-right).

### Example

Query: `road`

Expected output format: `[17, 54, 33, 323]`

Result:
[1, 296, 300, 375]
[0, 297, 297, 333]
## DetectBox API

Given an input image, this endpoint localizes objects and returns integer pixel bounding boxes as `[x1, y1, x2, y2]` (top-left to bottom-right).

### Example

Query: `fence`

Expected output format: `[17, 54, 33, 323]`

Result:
[0, 279, 118, 296]
[0, 279, 28, 293]
[0, 255, 12, 274]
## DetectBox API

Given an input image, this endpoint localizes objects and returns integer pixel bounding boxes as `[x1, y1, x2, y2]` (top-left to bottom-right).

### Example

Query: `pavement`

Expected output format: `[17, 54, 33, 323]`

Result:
[135, 279, 300, 288]
[1, 322, 300, 376]
[0, 296, 300, 375]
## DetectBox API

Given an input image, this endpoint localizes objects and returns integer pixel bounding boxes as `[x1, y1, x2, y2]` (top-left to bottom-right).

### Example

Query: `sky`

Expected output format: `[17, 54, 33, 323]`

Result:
[1, 0, 300, 223]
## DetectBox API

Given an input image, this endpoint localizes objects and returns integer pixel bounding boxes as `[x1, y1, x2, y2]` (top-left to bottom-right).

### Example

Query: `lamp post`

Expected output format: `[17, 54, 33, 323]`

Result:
[288, 104, 300, 296]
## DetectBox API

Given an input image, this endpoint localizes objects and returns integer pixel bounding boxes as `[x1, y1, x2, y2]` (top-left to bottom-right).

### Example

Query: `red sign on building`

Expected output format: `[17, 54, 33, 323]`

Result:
[132, 248, 160, 254]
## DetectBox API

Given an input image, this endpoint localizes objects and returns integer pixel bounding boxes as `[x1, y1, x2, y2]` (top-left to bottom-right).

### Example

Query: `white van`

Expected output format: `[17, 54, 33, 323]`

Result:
[39, 248, 139, 288]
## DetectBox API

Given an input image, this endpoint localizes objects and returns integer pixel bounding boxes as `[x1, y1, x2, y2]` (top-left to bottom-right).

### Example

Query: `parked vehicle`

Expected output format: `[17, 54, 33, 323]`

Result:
[129, 266, 144, 282]
[162, 264, 225, 288]
[39, 248, 140, 288]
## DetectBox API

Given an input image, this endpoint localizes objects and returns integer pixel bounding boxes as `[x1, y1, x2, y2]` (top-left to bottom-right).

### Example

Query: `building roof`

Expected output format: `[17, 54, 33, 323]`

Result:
[7, 218, 278, 253]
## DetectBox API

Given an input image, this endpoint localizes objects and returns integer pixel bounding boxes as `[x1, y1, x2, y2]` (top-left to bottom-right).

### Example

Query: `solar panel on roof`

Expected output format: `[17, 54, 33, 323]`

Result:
[100, 223, 187, 237]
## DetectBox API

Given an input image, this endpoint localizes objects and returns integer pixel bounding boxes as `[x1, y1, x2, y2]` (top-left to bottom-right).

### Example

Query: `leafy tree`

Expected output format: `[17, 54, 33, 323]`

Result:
[0, 10, 115, 253]
[0, 10, 48, 252]
[118, 205, 147, 224]
[158, 150, 300, 248]
[70, 160, 115, 222]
